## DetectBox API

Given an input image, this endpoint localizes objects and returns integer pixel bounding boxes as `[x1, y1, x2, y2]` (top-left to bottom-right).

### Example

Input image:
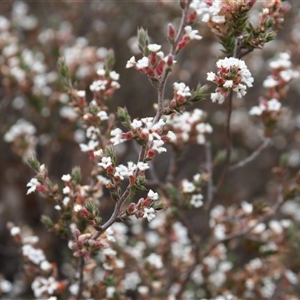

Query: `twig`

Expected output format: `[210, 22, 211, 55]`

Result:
[229, 138, 272, 171]
[204, 141, 213, 210]
[211, 90, 233, 204]
[76, 257, 85, 300]
[153, 3, 189, 124]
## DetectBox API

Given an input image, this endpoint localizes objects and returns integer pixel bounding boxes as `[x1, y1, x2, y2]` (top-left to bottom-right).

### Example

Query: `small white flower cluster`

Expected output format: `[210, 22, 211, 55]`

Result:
[203, 244, 233, 288]
[181, 173, 204, 208]
[126, 43, 176, 78]
[190, 0, 225, 24]
[12, 1, 38, 30]
[263, 52, 299, 89]
[9, 225, 58, 298]
[99, 159, 150, 180]
[110, 117, 169, 156]
[90, 68, 120, 91]
[249, 98, 281, 116]
[207, 57, 254, 103]
[166, 109, 212, 145]
[4, 119, 38, 157]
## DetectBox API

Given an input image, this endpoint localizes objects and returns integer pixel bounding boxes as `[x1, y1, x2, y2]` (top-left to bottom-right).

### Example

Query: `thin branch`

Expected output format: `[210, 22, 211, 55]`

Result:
[204, 141, 213, 210]
[229, 138, 272, 171]
[153, 3, 189, 124]
[211, 90, 233, 204]
[76, 257, 85, 300]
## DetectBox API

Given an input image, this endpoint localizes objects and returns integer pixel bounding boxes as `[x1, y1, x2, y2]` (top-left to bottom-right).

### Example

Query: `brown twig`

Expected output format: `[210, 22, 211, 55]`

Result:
[229, 138, 272, 171]
[76, 256, 85, 300]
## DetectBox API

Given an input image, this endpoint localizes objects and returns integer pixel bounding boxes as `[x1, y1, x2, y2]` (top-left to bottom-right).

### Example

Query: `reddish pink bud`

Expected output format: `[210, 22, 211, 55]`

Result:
[122, 131, 134, 140]
[74, 229, 81, 238]
[37, 185, 46, 193]
[177, 39, 187, 51]
[176, 95, 185, 105]
[156, 61, 165, 76]
[168, 23, 176, 39]
[147, 149, 155, 158]
[139, 129, 149, 140]
[142, 198, 151, 207]
[150, 52, 156, 65]
[80, 208, 89, 217]
[275, 18, 284, 24]
[136, 210, 144, 218]
[113, 176, 121, 183]
[188, 11, 197, 23]
[166, 55, 174, 67]
[106, 165, 115, 175]
[129, 175, 136, 185]
[169, 99, 177, 110]
[78, 98, 85, 106]
[147, 68, 155, 77]
[88, 150, 95, 160]
[216, 77, 224, 85]
[127, 203, 136, 214]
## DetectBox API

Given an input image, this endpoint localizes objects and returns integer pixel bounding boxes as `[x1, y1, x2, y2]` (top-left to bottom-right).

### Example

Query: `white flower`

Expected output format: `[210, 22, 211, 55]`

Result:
[0, 279, 12, 293]
[146, 253, 163, 268]
[136, 57, 149, 69]
[61, 174, 71, 182]
[190, 194, 203, 208]
[182, 180, 195, 193]
[114, 164, 129, 180]
[110, 70, 120, 81]
[73, 204, 83, 212]
[167, 130, 177, 142]
[263, 76, 278, 88]
[97, 110, 109, 120]
[207, 71, 216, 81]
[77, 90, 85, 97]
[98, 156, 112, 169]
[110, 128, 126, 145]
[241, 201, 253, 214]
[131, 119, 143, 130]
[137, 162, 149, 171]
[96, 68, 105, 76]
[10, 226, 20, 236]
[106, 286, 116, 298]
[143, 207, 156, 222]
[223, 80, 233, 88]
[184, 26, 202, 40]
[249, 106, 263, 116]
[147, 43, 161, 52]
[26, 178, 41, 195]
[79, 140, 99, 152]
[211, 92, 225, 104]
[31, 276, 57, 298]
[22, 244, 46, 264]
[147, 189, 159, 200]
[126, 56, 136, 68]
[40, 260, 52, 271]
[63, 186, 70, 194]
[152, 139, 166, 153]
[268, 98, 281, 111]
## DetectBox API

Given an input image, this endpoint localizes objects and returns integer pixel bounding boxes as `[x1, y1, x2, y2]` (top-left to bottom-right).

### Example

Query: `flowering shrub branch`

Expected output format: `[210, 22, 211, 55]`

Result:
[1, 1, 300, 299]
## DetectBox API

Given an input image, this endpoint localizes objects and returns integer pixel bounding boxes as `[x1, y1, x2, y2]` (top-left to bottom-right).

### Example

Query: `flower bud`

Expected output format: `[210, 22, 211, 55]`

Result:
[188, 11, 197, 24]
[168, 23, 176, 40]
[127, 203, 136, 214]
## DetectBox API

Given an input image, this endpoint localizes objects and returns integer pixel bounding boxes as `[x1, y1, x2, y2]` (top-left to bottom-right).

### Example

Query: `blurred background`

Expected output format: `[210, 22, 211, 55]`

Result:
[0, 0, 300, 288]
